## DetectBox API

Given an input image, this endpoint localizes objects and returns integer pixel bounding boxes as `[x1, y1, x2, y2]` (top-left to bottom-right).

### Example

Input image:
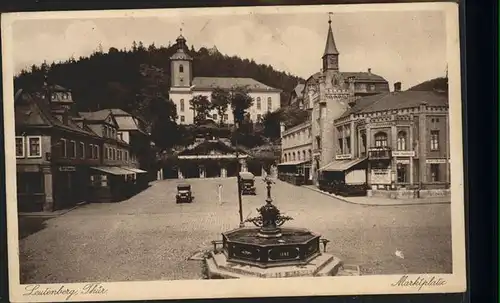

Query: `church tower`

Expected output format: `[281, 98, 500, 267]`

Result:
[322, 15, 339, 72]
[170, 29, 193, 88]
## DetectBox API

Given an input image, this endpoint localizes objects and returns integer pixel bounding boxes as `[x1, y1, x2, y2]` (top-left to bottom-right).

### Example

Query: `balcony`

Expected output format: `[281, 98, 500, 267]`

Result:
[368, 146, 391, 160]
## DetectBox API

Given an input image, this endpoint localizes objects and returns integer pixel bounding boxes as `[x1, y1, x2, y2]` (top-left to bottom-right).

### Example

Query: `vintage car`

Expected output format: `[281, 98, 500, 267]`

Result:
[176, 183, 193, 203]
[239, 172, 256, 195]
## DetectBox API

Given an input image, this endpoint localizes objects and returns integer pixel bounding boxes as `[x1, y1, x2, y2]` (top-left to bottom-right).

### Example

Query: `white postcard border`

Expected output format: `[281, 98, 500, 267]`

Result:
[3, 2, 466, 302]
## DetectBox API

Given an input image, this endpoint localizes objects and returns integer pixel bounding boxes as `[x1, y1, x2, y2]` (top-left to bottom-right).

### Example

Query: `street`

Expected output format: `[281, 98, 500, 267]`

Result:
[19, 178, 452, 283]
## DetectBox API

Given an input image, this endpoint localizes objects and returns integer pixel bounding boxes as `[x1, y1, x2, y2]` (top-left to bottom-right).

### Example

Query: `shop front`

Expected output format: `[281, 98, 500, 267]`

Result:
[277, 160, 312, 186]
[89, 166, 135, 202]
[318, 157, 367, 196]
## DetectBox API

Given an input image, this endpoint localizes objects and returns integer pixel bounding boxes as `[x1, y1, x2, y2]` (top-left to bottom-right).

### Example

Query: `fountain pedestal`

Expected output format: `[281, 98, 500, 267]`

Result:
[205, 177, 345, 279]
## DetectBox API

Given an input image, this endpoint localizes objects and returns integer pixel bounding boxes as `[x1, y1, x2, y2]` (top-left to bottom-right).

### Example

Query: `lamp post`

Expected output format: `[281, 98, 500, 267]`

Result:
[235, 122, 244, 228]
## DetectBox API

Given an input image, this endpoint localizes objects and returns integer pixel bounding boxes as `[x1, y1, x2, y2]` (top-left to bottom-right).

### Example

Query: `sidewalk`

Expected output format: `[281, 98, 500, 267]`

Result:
[302, 185, 451, 206]
[18, 201, 88, 218]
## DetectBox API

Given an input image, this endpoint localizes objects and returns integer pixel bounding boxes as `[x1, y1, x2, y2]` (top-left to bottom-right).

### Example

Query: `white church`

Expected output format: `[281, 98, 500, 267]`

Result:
[168, 33, 282, 125]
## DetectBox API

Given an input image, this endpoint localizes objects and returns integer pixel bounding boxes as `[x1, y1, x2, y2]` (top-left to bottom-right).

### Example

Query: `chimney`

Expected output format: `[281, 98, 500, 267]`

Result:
[394, 82, 402, 92]
[367, 68, 372, 74]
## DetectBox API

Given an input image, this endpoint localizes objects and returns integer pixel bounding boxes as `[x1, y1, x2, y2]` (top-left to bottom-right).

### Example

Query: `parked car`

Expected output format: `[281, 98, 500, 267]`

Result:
[176, 183, 193, 203]
[239, 172, 256, 195]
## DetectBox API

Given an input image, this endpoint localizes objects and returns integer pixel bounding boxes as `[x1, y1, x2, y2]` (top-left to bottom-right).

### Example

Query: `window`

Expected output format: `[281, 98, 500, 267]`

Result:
[256, 97, 261, 110]
[27, 136, 42, 158]
[224, 114, 228, 121]
[103, 126, 108, 137]
[430, 130, 439, 151]
[430, 164, 440, 182]
[89, 144, 94, 159]
[302, 150, 306, 160]
[16, 136, 25, 158]
[180, 99, 185, 112]
[338, 138, 343, 154]
[369, 84, 376, 91]
[179, 64, 184, 73]
[180, 115, 185, 123]
[397, 131, 407, 150]
[107, 147, 111, 159]
[112, 149, 116, 160]
[68, 140, 76, 158]
[79, 142, 85, 159]
[213, 114, 218, 120]
[125, 151, 128, 161]
[118, 150, 121, 161]
[316, 136, 322, 149]
[308, 149, 312, 160]
[90, 174, 108, 187]
[374, 132, 388, 147]
[360, 133, 367, 155]
[284, 154, 288, 162]
[292, 152, 296, 161]
[267, 97, 272, 111]
[104, 147, 108, 159]
[345, 137, 351, 154]
[94, 145, 99, 159]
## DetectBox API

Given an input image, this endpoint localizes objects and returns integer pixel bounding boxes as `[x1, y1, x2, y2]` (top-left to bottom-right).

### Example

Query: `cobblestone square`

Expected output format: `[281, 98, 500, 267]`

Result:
[19, 178, 452, 283]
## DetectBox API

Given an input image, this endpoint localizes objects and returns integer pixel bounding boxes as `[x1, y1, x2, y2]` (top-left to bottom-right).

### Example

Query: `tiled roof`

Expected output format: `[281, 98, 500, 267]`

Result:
[15, 90, 98, 137]
[192, 77, 282, 92]
[306, 71, 387, 84]
[339, 90, 448, 118]
[114, 116, 142, 132]
[79, 110, 111, 121]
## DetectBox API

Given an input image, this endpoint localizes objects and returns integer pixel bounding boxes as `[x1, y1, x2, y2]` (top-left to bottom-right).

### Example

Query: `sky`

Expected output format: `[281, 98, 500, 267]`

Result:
[11, 9, 447, 90]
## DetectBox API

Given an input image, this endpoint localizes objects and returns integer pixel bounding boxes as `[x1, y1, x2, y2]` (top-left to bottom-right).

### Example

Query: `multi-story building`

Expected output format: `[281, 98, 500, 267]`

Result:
[277, 122, 313, 185]
[168, 33, 282, 125]
[319, 83, 450, 198]
[278, 16, 390, 186]
[15, 83, 152, 212]
[15, 86, 103, 212]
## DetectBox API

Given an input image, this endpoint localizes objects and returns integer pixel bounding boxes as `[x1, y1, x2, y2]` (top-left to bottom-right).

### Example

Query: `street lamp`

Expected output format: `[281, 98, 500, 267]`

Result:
[235, 122, 244, 228]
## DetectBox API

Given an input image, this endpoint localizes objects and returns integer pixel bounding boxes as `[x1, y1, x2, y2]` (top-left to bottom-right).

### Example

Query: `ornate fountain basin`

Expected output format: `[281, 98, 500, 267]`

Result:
[222, 227, 321, 268]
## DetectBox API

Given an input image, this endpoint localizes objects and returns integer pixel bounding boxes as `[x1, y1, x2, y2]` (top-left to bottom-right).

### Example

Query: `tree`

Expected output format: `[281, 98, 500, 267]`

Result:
[150, 98, 179, 151]
[229, 86, 253, 126]
[210, 87, 230, 126]
[189, 95, 211, 125]
[262, 109, 283, 140]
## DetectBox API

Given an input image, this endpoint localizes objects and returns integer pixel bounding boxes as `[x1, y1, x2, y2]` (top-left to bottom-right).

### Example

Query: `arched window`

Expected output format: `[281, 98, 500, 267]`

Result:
[397, 131, 407, 150]
[292, 152, 296, 161]
[308, 149, 312, 160]
[284, 154, 288, 162]
[302, 150, 306, 161]
[374, 132, 388, 147]
[180, 99, 185, 112]
[179, 64, 184, 73]
[256, 97, 261, 110]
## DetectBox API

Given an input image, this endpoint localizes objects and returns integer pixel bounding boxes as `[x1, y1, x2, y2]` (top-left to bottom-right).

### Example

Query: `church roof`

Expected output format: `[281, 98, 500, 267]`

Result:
[338, 90, 448, 119]
[170, 48, 193, 61]
[192, 77, 282, 92]
[323, 22, 339, 57]
[305, 71, 388, 84]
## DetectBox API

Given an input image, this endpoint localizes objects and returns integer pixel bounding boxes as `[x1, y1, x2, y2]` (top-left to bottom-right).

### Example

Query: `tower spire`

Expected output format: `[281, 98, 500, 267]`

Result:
[322, 13, 339, 71]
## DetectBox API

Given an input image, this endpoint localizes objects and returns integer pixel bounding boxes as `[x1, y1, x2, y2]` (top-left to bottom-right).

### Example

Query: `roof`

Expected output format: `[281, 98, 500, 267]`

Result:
[108, 108, 131, 116]
[277, 160, 311, 166]
[15, 90, 98, 137]
[192, 77, 282, 92]
[305, 71, 388, 84]
[79, 110, 111, 121]
[339, 90, 448, 118]
[293, 83, 305, 97]
[323, 22, 339, 56]
[170, 48, 193, 61]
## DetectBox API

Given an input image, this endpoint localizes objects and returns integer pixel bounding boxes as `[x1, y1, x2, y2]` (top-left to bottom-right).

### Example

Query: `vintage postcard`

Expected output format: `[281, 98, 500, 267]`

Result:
[2, 2, 466, 302]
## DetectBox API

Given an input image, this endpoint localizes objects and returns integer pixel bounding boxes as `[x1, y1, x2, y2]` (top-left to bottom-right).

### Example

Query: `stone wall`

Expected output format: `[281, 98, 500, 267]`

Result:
[367, 188, 450, 199]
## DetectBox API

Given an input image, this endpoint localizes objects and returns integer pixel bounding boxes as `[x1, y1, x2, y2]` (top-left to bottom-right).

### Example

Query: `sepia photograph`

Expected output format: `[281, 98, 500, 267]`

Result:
[2, 3, 466, 302]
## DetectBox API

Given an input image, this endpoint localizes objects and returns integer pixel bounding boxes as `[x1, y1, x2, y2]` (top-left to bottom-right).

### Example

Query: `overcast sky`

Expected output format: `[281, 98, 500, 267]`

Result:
[12, 9, 447, 90]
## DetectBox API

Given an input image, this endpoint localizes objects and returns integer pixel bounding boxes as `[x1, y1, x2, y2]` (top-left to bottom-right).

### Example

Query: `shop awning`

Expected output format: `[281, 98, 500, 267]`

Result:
[91, 166, 134, 175]
[277, 160, 311, 166]
[319, 157, 367, 172]
[120, 167, 148, 174]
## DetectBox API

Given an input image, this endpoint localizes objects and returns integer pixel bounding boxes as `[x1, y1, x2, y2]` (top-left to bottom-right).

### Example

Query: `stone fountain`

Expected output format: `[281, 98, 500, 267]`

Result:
[204, 177, 346, 279]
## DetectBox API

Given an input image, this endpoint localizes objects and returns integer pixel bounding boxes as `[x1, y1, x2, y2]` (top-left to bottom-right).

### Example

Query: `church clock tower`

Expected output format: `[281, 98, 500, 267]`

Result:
[322, 15, 340, 72]
[170, 30, 193, 88]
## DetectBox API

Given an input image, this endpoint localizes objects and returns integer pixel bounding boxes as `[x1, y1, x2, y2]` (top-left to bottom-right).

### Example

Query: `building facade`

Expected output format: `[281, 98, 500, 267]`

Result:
[278, 17, 390, 186]
[278, 122, 313, 185]
[15, 84, 152, 212]
[168, 34, 282, 125]
[325, 87, 450, 198]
